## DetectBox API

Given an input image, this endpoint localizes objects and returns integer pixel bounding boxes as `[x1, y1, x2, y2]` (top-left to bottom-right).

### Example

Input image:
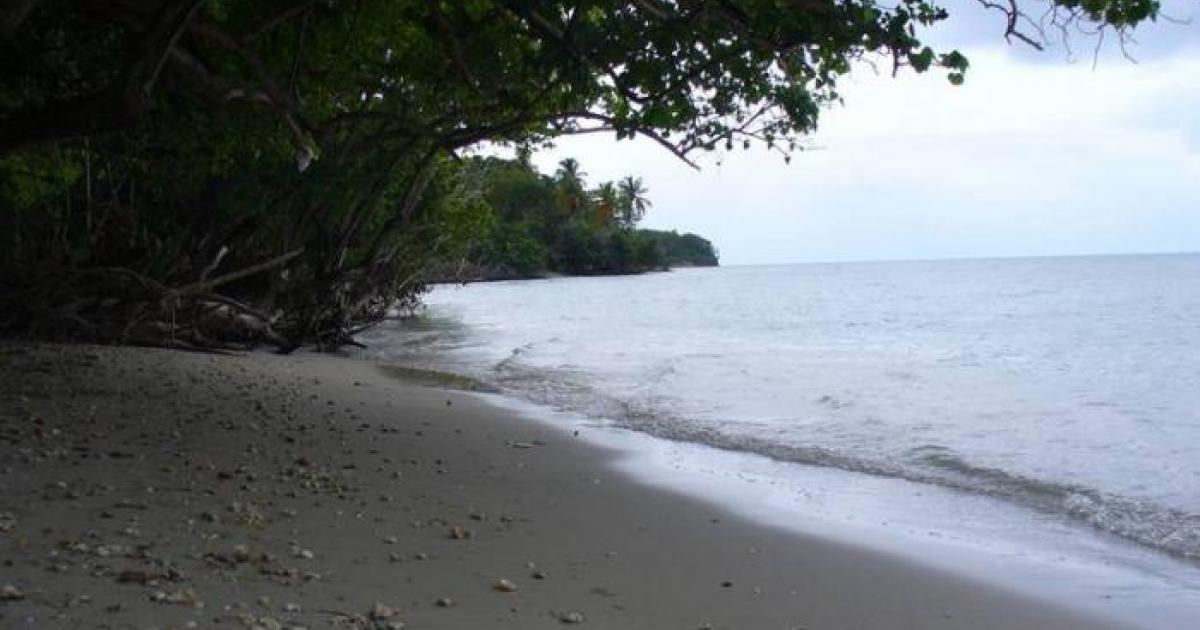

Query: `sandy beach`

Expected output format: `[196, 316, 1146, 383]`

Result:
[0, 343, 1130, 629]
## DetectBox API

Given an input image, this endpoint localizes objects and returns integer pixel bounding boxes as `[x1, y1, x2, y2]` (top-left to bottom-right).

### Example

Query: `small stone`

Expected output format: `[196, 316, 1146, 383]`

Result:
[252, 616, 283, 630]
[370, 602, 398, 619]
[282, 602, 301, 613]
[233, 544, 252, 562]
[1, 584, 25, 600]
[116, 569, 153, 584]
[559, 611, 585, 624]
[493, 578, 518, 592]
[448, 526, 472, 540]
[150, 588, 200, 607]
[435, 597, 454, 608]
[532, 571, 548, 580]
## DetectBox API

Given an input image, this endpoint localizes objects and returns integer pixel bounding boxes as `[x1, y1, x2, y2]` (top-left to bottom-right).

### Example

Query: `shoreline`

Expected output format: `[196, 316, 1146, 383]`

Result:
[1, 343, 1132, 628]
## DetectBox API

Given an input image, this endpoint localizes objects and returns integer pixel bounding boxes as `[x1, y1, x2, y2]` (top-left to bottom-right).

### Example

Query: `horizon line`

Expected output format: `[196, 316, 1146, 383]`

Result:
[719, 248, 1200, 267]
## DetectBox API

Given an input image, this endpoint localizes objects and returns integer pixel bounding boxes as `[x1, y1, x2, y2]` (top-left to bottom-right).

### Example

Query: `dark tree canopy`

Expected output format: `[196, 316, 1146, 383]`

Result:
[0, 0, 1165, 349]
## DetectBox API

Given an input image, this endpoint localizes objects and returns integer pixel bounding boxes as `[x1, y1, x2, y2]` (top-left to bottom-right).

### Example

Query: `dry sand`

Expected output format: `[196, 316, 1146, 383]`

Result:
[0, 343, 1132, 629]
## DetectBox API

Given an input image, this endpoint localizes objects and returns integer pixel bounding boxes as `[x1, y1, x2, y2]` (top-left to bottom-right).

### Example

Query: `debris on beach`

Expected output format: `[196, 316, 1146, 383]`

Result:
[115, 567, 178, 585]
[149, 587, 201, 607]
[559, 610, 585, 623]
[233, 544, 253, 562]
[370, 602, 399, 619]
[236, 614, 285, 630]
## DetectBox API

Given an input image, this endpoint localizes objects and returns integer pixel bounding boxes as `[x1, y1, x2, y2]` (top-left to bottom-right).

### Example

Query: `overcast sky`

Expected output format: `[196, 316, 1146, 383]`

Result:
[530, 0, 1200, 265]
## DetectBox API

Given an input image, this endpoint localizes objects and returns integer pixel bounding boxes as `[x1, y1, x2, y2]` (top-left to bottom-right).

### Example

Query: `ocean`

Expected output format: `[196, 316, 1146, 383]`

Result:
[359, 253, 1200, 624]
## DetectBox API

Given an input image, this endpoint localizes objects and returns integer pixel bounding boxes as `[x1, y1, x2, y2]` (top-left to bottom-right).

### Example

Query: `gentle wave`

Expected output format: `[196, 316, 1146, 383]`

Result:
[481, 355, 1200, 562]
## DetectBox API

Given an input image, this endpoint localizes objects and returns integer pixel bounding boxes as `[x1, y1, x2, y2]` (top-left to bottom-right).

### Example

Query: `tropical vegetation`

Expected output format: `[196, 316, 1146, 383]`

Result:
[437, 155, 716, 281]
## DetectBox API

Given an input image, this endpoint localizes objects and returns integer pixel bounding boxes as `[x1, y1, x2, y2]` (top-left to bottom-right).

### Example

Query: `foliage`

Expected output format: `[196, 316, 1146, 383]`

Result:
[448, 155, 716, 279]
[641, 230, 721, 267]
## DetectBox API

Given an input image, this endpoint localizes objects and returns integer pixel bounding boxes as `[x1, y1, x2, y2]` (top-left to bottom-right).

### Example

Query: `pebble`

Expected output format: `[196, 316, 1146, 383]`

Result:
[1, 584, 25, 600]
[560, 611, 585, 624]
[150, 588, 201, 607]
[493, 578, 518, 592]
[370, 602, 399, 619]
[435, 597, 454, 607]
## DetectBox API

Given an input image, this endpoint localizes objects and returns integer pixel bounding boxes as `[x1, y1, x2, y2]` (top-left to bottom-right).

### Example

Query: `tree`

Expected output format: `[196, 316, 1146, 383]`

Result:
[592, 182, 621, 228]
[617, 176, 652, 229]
[554, 158, 589, 218]
[555, 159, 586, 185]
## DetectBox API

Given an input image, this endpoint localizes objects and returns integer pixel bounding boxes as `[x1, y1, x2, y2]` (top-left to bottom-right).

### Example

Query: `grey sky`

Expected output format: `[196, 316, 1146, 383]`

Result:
[531, 1, 1200, 265]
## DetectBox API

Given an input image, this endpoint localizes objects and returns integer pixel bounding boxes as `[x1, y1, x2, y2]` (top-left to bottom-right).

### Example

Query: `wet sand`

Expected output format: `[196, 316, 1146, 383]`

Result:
[0, 343, 1131, 629]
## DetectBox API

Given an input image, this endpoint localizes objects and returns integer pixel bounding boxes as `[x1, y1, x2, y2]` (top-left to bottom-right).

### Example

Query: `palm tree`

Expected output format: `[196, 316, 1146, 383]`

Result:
[555, 158, 586, 185]
[591, 181, 620, 227]
[555, 158, 587, 217]
[617, 176, 651, 229]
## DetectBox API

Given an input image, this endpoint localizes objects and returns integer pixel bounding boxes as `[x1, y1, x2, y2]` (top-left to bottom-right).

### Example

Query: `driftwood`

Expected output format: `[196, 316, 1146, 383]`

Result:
[0, 249, 313, 353]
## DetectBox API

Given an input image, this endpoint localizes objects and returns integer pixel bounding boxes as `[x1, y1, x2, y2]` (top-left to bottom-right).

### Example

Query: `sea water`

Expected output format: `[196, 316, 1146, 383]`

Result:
[359, 254, 1200, 626]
